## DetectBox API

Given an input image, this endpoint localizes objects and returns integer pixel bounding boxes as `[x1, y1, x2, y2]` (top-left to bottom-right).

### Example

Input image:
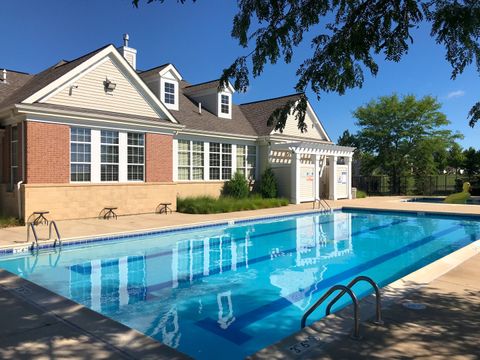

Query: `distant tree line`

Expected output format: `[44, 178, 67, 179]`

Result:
[338, 94, 479, 194]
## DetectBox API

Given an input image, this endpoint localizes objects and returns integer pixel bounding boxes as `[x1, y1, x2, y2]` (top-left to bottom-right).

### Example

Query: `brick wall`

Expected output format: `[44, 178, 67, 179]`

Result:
[146, 133, 173, 182]
[25, 121, 70, 184]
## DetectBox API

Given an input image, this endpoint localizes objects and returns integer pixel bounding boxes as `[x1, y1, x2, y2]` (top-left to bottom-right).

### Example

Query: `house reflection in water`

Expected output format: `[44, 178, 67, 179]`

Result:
[66, 213, 353, 345]
[270, 212, 353, 310]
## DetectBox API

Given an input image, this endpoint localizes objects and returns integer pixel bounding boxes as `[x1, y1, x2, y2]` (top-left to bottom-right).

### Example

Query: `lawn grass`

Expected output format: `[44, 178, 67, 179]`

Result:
[0, 216, 23, 228]
[177, 196, 290, 214]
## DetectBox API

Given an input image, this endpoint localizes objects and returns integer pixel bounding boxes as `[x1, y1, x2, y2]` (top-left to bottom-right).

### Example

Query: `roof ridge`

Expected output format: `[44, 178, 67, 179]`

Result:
[0, 69, 31, 75]
[184, 78, 220, 89]
[239, 92, 304, 106]
[139, 63, 171, 74]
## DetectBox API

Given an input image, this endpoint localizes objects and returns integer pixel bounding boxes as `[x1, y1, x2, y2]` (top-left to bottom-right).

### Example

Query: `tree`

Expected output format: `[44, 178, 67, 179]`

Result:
[133, 0, 480, 130]
[463, 147, 480, 176]
[447, 143, 465, 174]
[353, 94, 461, 194]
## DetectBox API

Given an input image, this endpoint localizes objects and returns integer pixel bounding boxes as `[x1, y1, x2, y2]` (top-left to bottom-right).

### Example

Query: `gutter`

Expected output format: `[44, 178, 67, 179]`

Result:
[16, 181, 23, 220]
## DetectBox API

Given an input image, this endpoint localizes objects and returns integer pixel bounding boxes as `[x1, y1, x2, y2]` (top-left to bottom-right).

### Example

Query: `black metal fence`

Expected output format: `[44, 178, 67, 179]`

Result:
[353, 175, 480, 196]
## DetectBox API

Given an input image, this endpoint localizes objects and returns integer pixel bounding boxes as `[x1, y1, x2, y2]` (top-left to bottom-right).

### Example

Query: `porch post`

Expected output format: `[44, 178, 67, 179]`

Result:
[346, 156, 352, 199]
[291, 152, 301, 204]
[314, 154, 320, 200]
[329, 155, 338, 200]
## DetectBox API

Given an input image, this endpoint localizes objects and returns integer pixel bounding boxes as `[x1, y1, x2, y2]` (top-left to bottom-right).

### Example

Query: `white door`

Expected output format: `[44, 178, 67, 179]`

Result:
[299, 165, 315, 202]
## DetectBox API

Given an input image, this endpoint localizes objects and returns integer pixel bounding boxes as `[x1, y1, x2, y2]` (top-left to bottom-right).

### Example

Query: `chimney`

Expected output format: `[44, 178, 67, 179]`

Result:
[1, 69, 6, 83]
[119, 33, 137, 70]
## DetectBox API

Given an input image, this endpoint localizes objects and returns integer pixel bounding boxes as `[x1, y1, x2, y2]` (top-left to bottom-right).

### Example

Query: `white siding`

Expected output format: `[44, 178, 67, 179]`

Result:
[336, 164, 348, 199]
[272, 108, 327, 141]
[299, 165, 315, 201]
[48, 57, 160, 118]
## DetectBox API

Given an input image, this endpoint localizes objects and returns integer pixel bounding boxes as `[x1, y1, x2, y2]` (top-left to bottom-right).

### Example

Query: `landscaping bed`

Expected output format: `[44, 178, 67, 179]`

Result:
[177, 196, 289, 214]
[0, 216, 23, 228]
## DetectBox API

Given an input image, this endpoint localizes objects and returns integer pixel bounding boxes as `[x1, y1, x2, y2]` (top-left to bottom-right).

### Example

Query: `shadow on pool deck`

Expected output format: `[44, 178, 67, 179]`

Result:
[251, 254, 480, 360]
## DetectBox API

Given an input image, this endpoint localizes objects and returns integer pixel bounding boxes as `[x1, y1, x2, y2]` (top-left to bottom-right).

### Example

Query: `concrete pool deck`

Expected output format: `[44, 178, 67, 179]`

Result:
[0, 196, 478, 359]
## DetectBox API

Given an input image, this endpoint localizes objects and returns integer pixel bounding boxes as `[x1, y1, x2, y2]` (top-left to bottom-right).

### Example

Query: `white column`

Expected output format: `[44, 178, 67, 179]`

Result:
[291, 152, 301, 204]
[204, 140, 210, 181]
[329, 155, 338, 200]
[346, 156, 352, 199]
[314, 154, 320, 201]
[91, 129, 101, 183]
[232, 144, 237, 176]
[172, 138, 178, 181]
[119, 132, 128, 182]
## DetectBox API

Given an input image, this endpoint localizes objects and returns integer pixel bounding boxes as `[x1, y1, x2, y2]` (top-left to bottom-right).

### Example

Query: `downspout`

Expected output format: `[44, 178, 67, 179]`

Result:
[17, 120, 26, 220]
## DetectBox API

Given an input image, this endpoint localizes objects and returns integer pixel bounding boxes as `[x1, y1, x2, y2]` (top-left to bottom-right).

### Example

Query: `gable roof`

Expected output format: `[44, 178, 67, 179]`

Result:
[239, 93, 304, 136]
[170, 80, 257, 137]
[0, 45, 109, 110]
[138, 63, 170, 77]
[184, 79, 221, 93]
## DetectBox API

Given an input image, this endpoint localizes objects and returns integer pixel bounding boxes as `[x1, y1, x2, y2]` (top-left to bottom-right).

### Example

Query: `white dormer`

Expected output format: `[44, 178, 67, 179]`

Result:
[140, 64, 182, 111]
[185, 80, 234, 119]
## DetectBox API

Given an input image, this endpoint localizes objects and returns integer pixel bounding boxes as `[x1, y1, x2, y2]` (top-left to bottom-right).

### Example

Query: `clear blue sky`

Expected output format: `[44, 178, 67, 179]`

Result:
[1, 0, 479, 148]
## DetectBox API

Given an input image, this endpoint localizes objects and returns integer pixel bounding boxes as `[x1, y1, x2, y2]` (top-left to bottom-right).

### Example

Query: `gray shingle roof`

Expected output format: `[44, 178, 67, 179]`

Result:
[183, 79, 221, 94]
[169, 81, 258, 136]
[0, 70, 32, 105]
[239, 93, 303, 136]
[0, 44, 110, 110]
[138, 63, 170, 77]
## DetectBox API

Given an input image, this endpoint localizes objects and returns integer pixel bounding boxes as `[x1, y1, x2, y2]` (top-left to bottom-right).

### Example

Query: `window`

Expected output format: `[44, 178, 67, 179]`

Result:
[101, 130, 119, 181]
[164, 82, 175, 105]
[70, 128, 91, 182]
[177, 140, 204, 180]
[221, 94, 230, 114]
[10, 126, 19, 189]
[127, 133, 144, 181]
[236, 145, 256, 179]
[210, 142, 232, 180]
[178, 140, 190, 180]
[192, 141, 204, 180]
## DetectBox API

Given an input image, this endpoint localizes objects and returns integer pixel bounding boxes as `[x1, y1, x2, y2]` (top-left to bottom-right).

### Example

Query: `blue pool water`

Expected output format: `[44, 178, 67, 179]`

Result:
[407, 197, 480, 205]
[0, 209, 479, 359]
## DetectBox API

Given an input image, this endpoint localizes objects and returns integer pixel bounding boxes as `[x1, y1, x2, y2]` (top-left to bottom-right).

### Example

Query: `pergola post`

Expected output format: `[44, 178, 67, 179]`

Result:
[329, 155, 338, 200]
[314, 154, 320, 200]
[346, 156, 352, 199]
[291, 152, 301, 204]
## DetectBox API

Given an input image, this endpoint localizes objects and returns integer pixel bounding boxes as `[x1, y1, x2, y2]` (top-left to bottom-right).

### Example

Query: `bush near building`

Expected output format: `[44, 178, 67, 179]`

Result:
[177, 196, 289, 214]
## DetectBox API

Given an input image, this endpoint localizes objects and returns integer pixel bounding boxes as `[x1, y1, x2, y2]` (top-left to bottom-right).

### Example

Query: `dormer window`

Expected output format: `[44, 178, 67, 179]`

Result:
[164, 82, 175, 105]
[221, 94, 230, 114]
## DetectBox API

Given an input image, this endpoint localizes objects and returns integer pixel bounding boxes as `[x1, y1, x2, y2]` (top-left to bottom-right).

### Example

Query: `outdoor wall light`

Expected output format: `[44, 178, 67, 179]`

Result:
[104, 78, 117, 93]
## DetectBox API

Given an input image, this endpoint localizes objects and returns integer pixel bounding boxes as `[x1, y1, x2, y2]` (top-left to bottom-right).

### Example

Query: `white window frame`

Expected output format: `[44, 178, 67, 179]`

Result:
[160, 77, 179, 111]
[217, 92, 232, 119]
[70, 127, 92, 182]
[210, 142, 232, 180]
[127, 133, 145, 181]
[236, 145, 256, 180]
[100, 130, 119, 182]
[177, 139, 204, 181]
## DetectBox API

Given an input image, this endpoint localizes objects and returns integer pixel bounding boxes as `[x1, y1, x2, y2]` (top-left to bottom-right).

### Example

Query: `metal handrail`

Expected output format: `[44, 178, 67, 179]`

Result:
[313, 198, 329, 212]
[301, 284, 360, 339]
[27, 222, 39, 247]
[321, 199, 331, 211]
[325, 276, 383, 325]
[48, 221, 62, 247]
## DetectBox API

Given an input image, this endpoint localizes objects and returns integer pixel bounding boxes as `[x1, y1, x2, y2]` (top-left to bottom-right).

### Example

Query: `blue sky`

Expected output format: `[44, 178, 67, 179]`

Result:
[1, 0, 479, 148]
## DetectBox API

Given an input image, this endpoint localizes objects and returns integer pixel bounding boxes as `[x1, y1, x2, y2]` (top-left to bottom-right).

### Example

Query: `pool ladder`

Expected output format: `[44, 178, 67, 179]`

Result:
[27, 221, 62, 250]
[313, 198, 332, 212]
[300, 276, 383, 340]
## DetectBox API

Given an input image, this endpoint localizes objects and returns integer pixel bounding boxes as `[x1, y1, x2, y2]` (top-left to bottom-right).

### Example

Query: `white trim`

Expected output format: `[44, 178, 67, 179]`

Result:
[161, 78, 179, 111]
[21, 45, 179, 124]
[158, 64, 183, 81]
[306, 101, 332, 142]
[119, 132, 128, 182]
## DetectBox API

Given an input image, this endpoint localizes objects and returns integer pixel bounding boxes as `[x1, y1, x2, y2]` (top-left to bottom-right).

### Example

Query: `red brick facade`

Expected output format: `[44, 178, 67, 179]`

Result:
[1, 126, 10, 184]
[25, 121, 70, 184]
[146, 133, 173, 182]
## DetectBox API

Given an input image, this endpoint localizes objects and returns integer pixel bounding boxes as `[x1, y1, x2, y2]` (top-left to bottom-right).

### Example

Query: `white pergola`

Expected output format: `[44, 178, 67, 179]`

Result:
[270, 141, 355, 203]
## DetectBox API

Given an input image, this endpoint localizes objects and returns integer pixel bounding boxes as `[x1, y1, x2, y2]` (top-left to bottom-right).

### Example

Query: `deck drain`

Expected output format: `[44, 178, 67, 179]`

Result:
[402, 302, 427, 310]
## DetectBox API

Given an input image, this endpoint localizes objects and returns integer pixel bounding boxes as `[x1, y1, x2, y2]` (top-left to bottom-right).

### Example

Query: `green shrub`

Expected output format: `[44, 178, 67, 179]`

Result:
[356, 190, 367, 198]
[259, 167, 278, 198]
[0, 216, 22, 228]
[177, 195, 289, 214]
[222, 172, 250, 198]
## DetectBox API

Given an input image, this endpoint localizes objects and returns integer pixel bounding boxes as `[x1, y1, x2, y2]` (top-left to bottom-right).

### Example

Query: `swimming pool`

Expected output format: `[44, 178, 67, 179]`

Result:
[407, 197, 480, 205]
[0, 209, 479, 359]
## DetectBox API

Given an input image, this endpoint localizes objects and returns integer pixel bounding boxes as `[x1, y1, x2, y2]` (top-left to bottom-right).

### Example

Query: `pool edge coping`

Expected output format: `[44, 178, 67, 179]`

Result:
[249, 236, 480, 359]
